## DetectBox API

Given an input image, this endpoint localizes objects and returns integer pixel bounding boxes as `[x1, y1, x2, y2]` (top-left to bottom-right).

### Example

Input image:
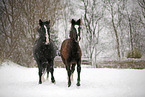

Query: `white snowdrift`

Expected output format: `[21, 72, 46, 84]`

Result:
[0, 61, 145, 97]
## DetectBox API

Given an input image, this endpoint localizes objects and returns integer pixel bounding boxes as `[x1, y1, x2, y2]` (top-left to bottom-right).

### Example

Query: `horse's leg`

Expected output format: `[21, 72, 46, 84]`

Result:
[76, 61, 81, 86]
[42, 71, 45, 82]
[46, 66, 49, 80]
[71, 64, 75, 81]
[46, 63, 51, 81]
[36, 60, 43, 84]
[49, 60, 55, 83]
[66, 62, 71, 87]
[39, 62, 48, 84]
[38, 67, 43, 84]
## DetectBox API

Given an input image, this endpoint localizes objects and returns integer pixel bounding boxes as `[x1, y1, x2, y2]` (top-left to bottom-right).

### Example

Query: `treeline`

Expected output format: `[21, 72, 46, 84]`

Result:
[80, 0, 145, 62]
[0, 0, 145, 66]
[0, 0, 64, 66]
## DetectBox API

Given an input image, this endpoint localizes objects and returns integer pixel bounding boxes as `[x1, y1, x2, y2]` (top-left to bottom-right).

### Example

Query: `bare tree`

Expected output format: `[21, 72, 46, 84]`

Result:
[103, 0, 121, 59]
[0, 0, 21, 62]
[0, 0, 64, 66]
[122, 0, 145, 56]
[82, 0, 104, 62]
[138, 0, 145, 18]
[117, 0, 129, 58]
[137, 0, 145, 53]
[129, 3, 145, 54]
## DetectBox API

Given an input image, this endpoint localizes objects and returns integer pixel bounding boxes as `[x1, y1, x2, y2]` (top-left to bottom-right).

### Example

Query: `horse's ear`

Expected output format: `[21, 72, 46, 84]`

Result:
[46, 20, 50, 25]
[39, 19, 43, 26]
[77, 19, 82, 25]
[48, 20, 50, 26]
[71, 19, 76, 25]
[48, 20, 50, 24]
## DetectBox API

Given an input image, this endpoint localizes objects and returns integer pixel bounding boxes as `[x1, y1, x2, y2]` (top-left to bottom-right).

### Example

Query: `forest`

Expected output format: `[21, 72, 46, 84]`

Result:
[0, 0, 145, 67]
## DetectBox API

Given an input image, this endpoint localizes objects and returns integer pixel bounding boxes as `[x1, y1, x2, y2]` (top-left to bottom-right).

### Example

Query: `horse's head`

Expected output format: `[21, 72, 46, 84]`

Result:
[37, 19, 51, 45]
[70, 19, 82, 42]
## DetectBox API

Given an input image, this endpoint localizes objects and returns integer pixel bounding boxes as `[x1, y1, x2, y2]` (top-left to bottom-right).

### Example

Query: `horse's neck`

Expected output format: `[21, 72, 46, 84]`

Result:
[70, 39, 79, 48]
[38, 38, 46, 45]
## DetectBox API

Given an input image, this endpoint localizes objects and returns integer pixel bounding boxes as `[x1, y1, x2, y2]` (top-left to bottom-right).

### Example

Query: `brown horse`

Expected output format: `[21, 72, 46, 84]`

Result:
[60, 19, 82, 87]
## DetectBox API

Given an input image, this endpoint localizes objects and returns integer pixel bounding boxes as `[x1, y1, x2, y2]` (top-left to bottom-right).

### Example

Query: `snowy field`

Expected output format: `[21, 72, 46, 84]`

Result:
[0, 61, 145, 97]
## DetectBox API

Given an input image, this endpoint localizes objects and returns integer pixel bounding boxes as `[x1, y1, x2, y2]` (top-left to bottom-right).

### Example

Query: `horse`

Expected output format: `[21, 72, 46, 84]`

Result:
[33, 19, 57, 84]
[60, 19, 82, 87]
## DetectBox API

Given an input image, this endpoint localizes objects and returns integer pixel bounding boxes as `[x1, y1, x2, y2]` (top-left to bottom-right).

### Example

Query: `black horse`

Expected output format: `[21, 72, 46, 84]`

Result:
[60, 19, 82, 87]
[33, 19, 56, 84]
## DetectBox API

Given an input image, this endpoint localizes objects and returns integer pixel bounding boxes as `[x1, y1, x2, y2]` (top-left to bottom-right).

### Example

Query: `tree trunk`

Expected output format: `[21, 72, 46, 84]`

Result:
[112, 20, 121, 59]
[128, 16, 134, 55]
[111, 7, 121, 59]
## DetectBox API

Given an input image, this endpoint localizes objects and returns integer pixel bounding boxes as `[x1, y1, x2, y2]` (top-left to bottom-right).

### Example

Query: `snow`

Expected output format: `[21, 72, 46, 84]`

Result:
[0, 61, 145, 97]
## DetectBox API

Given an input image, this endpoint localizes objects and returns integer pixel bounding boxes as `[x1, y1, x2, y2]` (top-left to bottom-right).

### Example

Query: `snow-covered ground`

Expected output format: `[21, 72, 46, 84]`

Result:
[0, 61, 145, 97]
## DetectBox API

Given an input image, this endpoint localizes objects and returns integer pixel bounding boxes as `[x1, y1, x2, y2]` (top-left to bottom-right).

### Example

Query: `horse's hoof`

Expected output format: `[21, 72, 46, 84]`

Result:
[68, 84, 71, 87]
[51, 79, 55, 83]
[68, 82, 71, 87]
[76, 82, 80, 86]
[39, 81, 42, 84]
